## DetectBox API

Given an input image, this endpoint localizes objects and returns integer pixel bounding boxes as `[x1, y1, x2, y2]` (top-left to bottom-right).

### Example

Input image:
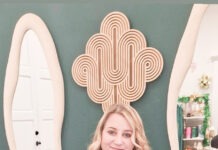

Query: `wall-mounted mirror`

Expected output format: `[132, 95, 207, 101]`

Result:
[3, 13, 64, 150]
[167, 4, 218, 150]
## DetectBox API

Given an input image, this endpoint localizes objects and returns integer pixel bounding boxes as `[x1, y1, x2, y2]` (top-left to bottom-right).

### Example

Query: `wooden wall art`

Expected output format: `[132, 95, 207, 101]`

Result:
[72, 11, 164, 111]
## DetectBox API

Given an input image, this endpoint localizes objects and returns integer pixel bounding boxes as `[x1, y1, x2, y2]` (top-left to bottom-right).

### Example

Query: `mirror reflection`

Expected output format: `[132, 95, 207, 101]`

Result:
[177, 5, 218, 150]
[12, 30, 55, 149]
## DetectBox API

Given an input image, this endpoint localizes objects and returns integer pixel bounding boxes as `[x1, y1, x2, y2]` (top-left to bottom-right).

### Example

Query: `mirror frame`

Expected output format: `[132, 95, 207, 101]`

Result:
[167, 4, 208, 150]
[3, 13, 64, 150]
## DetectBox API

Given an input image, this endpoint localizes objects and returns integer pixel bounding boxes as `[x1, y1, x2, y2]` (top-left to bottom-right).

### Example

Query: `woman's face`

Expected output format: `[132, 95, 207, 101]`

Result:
[101, 113, 134, 150]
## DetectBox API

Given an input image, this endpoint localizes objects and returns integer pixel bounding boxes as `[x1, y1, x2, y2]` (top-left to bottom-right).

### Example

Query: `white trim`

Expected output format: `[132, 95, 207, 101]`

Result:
[167, 4, 208, 150]
[3, 13, 64, 150]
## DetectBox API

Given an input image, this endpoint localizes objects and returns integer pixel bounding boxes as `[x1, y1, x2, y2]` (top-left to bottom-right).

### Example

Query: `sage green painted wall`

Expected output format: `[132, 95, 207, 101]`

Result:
[0, 2, 194, 150]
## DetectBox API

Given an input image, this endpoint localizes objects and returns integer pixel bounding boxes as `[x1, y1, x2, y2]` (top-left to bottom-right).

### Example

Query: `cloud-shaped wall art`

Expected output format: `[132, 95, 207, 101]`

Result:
[72, 11, 164, 111]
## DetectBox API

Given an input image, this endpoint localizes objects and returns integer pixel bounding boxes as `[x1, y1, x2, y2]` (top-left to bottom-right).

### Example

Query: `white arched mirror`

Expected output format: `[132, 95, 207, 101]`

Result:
[3, 13, 64, 150]
[167, 4, 218, 150]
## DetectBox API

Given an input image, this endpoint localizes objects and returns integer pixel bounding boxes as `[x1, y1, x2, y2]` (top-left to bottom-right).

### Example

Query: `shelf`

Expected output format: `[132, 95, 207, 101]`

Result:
[183, 137, 204, 141]
[183, 116, 204, 120]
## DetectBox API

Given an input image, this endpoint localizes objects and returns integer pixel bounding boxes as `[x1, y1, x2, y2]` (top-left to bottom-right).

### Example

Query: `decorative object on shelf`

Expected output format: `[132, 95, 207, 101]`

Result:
[72, 11, 164, 111]
[185, 127, 192, 138]
[184, 145, 192, 150]
[196, 141, 203, 150]
[178, 93, 211, 146]
[199, 74, 210, 89]
[205, 126, 216, 142]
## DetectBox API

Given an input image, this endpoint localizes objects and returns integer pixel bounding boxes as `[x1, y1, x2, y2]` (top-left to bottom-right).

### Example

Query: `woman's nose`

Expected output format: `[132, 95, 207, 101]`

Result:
[114, 135, 123, 145]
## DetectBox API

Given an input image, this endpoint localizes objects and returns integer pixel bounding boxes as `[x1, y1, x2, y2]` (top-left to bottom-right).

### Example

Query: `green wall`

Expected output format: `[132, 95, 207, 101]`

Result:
[0, 2, 194, 150]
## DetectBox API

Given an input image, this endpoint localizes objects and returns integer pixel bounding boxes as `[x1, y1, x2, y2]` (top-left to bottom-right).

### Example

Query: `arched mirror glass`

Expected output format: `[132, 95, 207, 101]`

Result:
[167, 4, 218, 150]
[4, 13, 64, 150]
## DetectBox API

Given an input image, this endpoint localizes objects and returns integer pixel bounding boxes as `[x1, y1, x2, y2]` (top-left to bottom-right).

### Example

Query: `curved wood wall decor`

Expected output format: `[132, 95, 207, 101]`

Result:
[72, 11, 164, 111]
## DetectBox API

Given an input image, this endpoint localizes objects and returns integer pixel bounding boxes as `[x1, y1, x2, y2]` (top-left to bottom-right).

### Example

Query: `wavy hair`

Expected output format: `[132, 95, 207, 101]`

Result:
[87, 104, 151, 150]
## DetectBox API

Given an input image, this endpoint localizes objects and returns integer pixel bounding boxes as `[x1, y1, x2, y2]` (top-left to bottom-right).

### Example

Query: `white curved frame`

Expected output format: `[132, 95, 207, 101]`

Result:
[3, 13, 64, 150]
[167, 4, 208, 150]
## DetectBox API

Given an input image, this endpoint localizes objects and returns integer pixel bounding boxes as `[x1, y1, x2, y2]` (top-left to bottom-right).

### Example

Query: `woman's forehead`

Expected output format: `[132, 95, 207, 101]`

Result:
[104, 113, 132, 131]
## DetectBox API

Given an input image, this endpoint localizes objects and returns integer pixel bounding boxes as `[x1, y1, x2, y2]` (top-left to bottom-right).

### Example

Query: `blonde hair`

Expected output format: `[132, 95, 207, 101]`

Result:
[87, 104, 151, 150]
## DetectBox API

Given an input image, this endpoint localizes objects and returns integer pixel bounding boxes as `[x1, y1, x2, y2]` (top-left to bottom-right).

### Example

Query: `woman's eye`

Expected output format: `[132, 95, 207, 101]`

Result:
[107, 130, 116, 135]
[123, 133, 132, 138]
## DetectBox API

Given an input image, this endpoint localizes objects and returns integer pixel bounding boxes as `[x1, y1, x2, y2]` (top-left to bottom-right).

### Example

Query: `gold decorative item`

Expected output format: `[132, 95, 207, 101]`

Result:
[72, 11, 164, 111]
[199, 74, 210, 89]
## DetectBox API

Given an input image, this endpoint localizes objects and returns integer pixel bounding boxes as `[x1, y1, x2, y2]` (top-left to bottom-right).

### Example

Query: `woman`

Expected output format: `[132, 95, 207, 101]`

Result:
[88, 104, 151, 150]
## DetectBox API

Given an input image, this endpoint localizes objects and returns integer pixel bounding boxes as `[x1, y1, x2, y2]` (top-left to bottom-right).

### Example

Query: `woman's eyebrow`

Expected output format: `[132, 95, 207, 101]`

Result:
[106, 127, 116, 130]
[106, 127, 133, 132]
[124, 130, 133, 132]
